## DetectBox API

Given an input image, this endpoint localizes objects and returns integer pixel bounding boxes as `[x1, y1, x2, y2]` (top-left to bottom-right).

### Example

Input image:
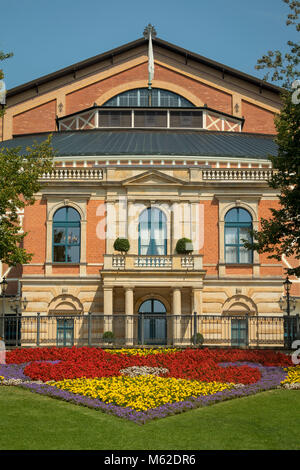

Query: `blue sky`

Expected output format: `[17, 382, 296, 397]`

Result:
[0, 0, 298, 90]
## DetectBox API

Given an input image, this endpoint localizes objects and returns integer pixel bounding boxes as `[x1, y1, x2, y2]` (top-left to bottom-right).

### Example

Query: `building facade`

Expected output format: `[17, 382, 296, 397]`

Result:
[0, 33, 299, 347]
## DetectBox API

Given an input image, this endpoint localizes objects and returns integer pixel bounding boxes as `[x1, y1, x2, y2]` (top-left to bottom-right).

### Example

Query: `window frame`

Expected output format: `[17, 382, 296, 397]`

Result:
[52, 207, 81, 264]
[103, 88, 194, 108]
[138, 207, 167, 256]
[224, 208, 253, 264]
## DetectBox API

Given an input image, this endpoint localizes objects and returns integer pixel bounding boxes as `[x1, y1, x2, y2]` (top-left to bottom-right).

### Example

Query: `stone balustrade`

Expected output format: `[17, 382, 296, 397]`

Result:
[202, 168, 273, 181]
[104, 254, 203, 270]
[40, 168, 103, 180]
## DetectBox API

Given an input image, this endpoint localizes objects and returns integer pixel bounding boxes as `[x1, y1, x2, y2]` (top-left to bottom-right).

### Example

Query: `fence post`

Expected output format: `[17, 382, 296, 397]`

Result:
[36, 312, 40, 347]
[193, 311, 197, 346]
[88, 312, 92, 346]
[16, 313, 21, 347]
[296, 314, 300, 340]
[141, 315, 144, 346]
[0, 315, 3, 340]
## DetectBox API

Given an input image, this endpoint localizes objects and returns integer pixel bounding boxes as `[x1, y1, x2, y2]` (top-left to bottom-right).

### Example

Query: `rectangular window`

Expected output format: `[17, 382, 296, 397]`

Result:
[98, 111, 131, 127]
[53, 246, 66, 263]
[134, 111, 167, 127]
[170, 111, 203, 128]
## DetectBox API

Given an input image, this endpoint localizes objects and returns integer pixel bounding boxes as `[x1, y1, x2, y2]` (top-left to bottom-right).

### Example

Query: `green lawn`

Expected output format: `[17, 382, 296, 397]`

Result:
[0, 386, 299, 450]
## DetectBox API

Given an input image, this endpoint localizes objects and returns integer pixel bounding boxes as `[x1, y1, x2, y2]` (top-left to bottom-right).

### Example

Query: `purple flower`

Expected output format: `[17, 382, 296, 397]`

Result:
[0, 359, 289, 425]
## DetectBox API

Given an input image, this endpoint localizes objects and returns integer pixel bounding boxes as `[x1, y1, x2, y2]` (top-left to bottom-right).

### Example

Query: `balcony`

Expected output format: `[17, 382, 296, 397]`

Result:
[103, 254, 203, 271]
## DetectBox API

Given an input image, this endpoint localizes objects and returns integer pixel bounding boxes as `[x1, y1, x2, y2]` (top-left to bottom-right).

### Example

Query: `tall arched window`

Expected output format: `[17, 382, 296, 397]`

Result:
[103, 88, 194, 107]
[225, 208, 252, 264]
[139, 208, 167, 255]
[53, 207, 81, 263]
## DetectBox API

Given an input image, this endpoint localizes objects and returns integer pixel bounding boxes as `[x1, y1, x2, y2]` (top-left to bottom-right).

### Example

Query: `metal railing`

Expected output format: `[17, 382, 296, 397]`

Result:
[0, 313, 299, 349]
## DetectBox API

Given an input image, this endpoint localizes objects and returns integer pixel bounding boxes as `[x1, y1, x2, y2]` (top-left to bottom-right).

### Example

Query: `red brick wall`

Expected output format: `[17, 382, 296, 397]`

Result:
[22, 199, 47, 275]
[87, 200, 106, 266]
[202, 199, 219, 268]
[13, 100, 57, 135]
[8, 65, 278, 136]
[66, 63, 232, 115]
[241, 100, 276, 134]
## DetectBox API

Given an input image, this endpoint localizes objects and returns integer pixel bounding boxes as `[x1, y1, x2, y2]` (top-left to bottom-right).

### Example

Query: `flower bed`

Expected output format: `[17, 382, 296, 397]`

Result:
[0, 347, 296, 424]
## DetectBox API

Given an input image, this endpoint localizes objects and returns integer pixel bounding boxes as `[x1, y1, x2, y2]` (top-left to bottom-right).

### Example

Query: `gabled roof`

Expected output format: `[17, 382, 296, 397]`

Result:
[6, 36, 282, 98]
[0, 129, 277, 159]
[121, 169, 184, 185]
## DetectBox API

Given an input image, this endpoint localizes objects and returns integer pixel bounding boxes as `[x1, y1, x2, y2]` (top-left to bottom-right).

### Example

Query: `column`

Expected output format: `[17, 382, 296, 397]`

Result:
[45, 219, 52, 275]
[192, 288, 202, 315]
[172, 202, 181, 252]
[103, 286, 113, 333]
[79, 219, 87, 276]
[106, 201, 116, 254]
[125, 287, 134, 345]
[173, 287, 181, 345]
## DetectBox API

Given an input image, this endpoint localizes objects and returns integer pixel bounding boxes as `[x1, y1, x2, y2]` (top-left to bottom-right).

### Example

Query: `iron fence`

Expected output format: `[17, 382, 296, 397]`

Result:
[0, 313, 299, 349]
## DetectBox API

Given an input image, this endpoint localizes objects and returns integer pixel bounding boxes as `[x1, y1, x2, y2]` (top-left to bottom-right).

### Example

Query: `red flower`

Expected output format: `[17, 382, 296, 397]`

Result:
[11, 347, 290, 384]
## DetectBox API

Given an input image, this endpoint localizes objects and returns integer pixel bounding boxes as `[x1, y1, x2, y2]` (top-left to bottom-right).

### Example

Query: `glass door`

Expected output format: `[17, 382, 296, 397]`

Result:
[57, 318, 74, 346]
[231, 318, 248, 347]
[138, 299, 167, 345]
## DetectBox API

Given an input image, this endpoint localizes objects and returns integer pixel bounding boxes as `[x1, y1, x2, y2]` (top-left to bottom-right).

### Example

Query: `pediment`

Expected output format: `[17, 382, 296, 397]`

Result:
[122, 170, 184, 186]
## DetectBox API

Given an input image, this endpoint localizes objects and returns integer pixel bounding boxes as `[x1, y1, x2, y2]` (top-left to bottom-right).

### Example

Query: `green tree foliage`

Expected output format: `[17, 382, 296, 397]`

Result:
[255, 0, 300, 88]
[0, 137, 55, 266]
[113, 237, 130, 254]
[244, 1, 300, 277]
[175, 238, 193, 254]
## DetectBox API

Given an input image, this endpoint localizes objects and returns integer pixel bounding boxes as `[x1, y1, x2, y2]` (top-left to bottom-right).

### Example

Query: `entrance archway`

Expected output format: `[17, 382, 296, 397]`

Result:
[138, 299, 167, 345]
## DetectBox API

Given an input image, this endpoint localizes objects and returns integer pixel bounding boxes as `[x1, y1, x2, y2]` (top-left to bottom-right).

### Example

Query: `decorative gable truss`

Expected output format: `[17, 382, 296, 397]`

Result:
[205, 111, 242, 132]
[57, 106, 243, 132]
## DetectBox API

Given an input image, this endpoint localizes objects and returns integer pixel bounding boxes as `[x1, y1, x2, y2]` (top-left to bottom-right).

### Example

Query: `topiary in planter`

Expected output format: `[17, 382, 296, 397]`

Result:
[102, 331, 115, 343]
[192, 332, 204, 347]
[113, 237, 130, 254]
[175, 238, 193, 254]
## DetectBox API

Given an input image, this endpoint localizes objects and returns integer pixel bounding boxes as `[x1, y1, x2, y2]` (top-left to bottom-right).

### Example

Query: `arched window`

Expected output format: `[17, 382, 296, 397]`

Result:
[138, 208, 167, 255]
[103, 88, 194, 107]
[53, 207, 81, 263]
[224, 208, 252, 264]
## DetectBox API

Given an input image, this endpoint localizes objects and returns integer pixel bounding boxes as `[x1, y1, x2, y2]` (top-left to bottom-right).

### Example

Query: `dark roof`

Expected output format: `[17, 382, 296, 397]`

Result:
[0, 129, 277, 159]
[7, 37, 282, 98]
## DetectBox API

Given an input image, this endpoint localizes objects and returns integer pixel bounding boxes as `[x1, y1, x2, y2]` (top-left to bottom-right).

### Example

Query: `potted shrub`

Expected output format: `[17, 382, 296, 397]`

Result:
[102, 331, 114, 344]
[113, 237, 130, 255]
[192, 332, 204, 347]
[175, 238, 193, 254]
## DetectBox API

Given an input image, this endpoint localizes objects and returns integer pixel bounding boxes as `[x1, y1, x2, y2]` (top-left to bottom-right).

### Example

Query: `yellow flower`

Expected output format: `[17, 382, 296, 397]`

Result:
[49, 375, 234, 411]
[281, 365, 300, 384]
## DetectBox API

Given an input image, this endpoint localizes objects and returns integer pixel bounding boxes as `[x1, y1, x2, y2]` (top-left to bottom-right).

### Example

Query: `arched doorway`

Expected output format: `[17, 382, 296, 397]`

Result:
[138, 299, 167, 345]
[222, 295, 257, 348]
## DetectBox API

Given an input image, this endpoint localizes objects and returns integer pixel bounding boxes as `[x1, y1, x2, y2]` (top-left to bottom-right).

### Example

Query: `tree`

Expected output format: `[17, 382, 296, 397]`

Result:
[0, 44, 55, 267]
[244, 0, 300, 277]
[255, 0, 300, 89]
[0, 137, 55, 266]
[0, 47, 13, 117]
